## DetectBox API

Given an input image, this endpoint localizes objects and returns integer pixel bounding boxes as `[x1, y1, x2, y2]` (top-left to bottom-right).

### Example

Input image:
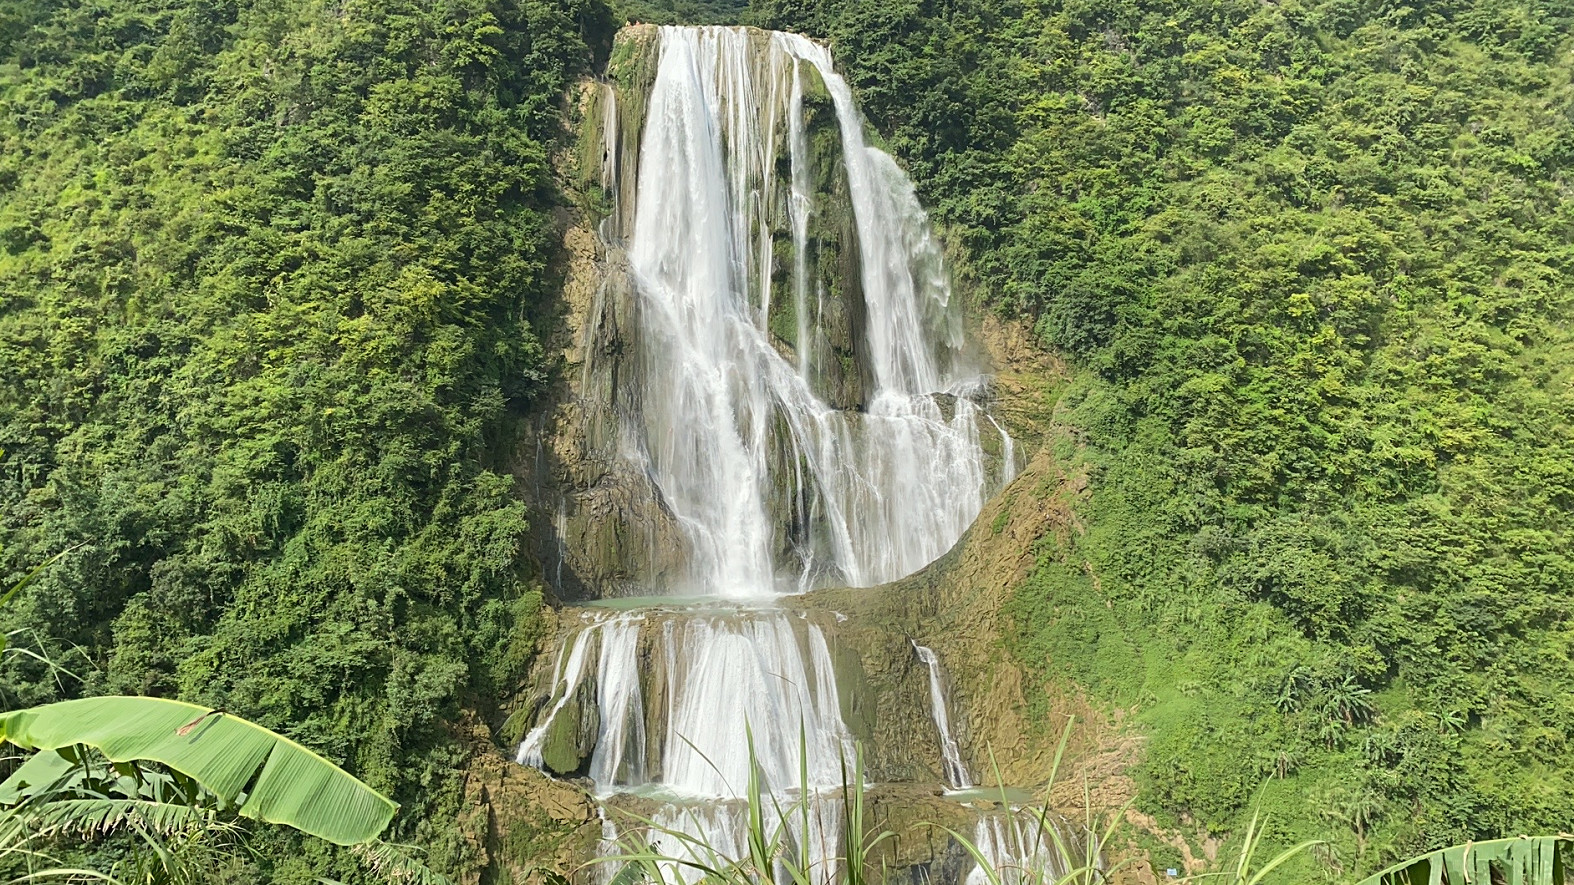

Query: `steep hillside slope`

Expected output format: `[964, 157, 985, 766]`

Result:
[760, 0, 1574, 876]
[0, 0, 613, 879]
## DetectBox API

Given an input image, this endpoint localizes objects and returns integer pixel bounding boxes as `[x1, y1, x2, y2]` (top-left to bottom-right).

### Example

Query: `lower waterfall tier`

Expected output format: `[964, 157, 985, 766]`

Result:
[514, 600, 982, 790]
[593, 785, 1089, 885]
[516, 604, 855, 797]
[511, 599, 1095, 885]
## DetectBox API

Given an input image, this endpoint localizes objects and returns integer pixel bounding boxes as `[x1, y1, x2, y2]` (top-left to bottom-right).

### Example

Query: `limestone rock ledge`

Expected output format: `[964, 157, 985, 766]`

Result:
[453, 720, 601, 885]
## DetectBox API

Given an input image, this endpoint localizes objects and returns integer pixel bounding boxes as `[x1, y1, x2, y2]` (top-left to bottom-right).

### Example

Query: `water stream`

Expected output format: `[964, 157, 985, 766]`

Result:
[913, 642, 973, 791]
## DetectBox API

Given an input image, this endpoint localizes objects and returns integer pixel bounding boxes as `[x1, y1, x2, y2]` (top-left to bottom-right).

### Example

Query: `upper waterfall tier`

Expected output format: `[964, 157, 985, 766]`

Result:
[570, 25, 1015, 599]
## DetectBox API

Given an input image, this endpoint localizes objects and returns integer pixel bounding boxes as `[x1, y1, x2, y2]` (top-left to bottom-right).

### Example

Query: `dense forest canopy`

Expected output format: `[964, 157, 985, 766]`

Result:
[758, 0, 1574, 873]
[0, 0, 613, 878]
[2, 0, 1573, 880]
[617, 0, 746, 24]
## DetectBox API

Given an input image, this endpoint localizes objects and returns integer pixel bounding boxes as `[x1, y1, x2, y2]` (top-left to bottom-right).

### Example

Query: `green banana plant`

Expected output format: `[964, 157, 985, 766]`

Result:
[0, 696, 397, 847]
[1355, 836, 1569, 885]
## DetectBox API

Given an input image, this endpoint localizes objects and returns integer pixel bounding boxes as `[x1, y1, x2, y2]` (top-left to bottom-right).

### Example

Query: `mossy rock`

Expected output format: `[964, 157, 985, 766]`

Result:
[540, 680, 600, 776]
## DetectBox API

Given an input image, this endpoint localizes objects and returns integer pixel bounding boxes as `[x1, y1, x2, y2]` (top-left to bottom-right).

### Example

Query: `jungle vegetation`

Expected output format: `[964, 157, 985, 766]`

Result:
[3, 0, 1573, 881]
[0, 0, 614, 879]
[755, 0, 1574, 877]
[0, 696, 429, 883]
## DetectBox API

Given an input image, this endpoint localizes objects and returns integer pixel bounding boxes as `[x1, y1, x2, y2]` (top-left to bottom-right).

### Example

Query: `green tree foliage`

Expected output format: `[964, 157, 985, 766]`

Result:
[0, 0, 612, 878]
[759, 0, 1574, 875]
[614, 0, 747, 26]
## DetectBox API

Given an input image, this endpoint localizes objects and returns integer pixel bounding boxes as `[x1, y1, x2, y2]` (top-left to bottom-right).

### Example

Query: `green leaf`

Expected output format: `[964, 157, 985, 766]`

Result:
[1356, 836, 1570, 885]
[606, 862, 646, 885]
[0, 748, 75, 804]
[0, 697, 397, 846]
[20, 798, 212, 839]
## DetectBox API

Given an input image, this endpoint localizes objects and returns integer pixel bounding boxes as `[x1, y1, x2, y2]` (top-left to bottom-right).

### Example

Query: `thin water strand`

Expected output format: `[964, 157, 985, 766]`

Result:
[913, 641, 973, 790]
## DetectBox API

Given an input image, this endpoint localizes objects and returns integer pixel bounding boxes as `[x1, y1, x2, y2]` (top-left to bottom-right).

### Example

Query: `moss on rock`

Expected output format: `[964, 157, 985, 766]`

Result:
[540, 679, 600, 776]
[449, 719, 599, 885]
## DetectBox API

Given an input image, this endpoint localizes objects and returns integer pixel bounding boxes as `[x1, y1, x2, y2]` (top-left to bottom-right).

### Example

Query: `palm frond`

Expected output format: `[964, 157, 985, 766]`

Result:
[353, 840, 456, 885]
[20, 798, 213, 840]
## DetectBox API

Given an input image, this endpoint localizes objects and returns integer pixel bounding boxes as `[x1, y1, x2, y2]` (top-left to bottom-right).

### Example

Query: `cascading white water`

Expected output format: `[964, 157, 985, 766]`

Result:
[520, 609, 853, 883]
[517, 615, 647, 781]
[517, 617, 604, 771]
[963, 814, 1081, 885]
[913, 642, 973, 790]
[517, 609, 852, 796]
[660, 615, 855, 795]
[627, 26, 1001, 595]
[522, 24, 1019, 883]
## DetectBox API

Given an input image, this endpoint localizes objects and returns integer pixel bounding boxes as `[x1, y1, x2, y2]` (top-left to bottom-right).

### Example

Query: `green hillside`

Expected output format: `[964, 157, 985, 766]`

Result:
[758, 0, 1574, 874]
[0, 0, 613, 878]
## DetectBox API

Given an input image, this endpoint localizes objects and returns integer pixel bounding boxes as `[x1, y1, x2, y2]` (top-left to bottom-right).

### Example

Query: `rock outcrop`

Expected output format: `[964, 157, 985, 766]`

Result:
[451, 721, 601, 885]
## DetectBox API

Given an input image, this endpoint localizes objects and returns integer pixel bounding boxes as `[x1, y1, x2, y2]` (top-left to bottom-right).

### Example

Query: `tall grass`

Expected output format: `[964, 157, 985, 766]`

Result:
[587, 720, 1109, 885]
[937, 717, 1125, 885]
[942, 718, 1324, 885]
[1, 546, 89, 706]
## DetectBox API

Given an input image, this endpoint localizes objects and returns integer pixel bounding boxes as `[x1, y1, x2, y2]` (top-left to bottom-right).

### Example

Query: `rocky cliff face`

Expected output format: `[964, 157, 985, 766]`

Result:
[449, 717, 601, 885]
[512, 28, 686, 599]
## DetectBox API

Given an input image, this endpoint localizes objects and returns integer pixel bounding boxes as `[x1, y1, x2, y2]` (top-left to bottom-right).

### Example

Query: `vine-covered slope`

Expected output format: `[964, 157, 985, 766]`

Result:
[759, 0, 1574, 875]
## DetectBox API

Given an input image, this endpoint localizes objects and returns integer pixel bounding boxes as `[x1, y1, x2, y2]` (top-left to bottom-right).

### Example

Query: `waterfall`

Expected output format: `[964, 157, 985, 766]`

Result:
[913, 642, 973, 790]
[518, 609, 853, 797]
[659, 612, 855, 796]
[626, 26, 998, 595]
[521, 24, 1021, 883]
[516, 618, 603, 771]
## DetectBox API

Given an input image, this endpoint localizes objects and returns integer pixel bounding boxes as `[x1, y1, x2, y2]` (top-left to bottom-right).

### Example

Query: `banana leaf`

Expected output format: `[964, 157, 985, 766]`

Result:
[1356, 836, 1569, 885]
[0, 696, 398, 846]
[0, 746, 76, 803]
